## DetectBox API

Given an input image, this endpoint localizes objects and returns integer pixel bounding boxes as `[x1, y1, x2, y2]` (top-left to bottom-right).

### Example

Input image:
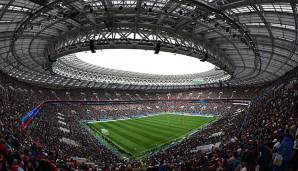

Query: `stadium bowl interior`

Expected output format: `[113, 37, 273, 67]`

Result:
[0, 0, 298, 170]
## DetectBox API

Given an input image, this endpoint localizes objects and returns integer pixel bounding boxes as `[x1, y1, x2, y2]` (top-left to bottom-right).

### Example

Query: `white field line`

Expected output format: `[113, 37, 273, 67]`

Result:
[86, 112, 214, 123]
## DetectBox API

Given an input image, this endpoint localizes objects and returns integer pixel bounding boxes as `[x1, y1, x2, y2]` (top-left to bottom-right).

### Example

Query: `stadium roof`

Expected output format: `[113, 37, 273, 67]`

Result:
[0, 0, 297, 90]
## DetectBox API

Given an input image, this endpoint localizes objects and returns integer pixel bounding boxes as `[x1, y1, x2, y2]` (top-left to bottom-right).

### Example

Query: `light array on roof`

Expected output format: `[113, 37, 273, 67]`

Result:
[0, 0, 297, 90]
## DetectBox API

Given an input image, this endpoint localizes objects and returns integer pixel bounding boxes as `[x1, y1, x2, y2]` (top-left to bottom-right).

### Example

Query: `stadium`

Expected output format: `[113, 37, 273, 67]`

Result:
[0, 0, 297, 170]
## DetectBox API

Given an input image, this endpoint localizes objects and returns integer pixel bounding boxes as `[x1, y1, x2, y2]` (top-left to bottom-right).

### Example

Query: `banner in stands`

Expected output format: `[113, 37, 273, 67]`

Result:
[20, 104, 43, 129]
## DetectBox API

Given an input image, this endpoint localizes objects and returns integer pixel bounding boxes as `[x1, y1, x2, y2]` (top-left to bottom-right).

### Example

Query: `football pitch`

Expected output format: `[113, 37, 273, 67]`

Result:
[85, 113, 215, 158]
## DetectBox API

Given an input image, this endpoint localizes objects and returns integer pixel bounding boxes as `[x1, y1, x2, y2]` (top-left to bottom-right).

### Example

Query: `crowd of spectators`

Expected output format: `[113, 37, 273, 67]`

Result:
[0, 68, 297, 170]
[27, 101, 243, 169]
[143, 67, 298, 171]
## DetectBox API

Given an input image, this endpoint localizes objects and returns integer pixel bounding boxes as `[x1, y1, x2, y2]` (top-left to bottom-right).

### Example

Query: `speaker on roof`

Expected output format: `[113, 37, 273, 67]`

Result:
[200, 53, 208, 62]
[48, 54, 56, 63]
[43, 63, 50, 71]
[103, 21, 112, 32]
[219, 80, 223, 89]
[29, 0, 48, 6]
[89, 7, 93, 13]
[154, 41, 161, 54]
[223, 65, 227, 70]
[90, 40, 95, 53]
[50, 68, 56, 76]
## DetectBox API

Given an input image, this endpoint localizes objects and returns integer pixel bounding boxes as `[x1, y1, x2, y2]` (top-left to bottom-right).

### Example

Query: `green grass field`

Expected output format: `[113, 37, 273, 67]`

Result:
[85, 113, 214, 158]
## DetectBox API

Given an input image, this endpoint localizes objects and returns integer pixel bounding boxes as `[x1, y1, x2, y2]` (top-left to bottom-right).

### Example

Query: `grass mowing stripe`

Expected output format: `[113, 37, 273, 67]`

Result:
[100, 122, 169, 155]
[98, 123, 144, 153]
[100, 122, 146, 145]
[128, 120, 186, 139]
[101, 121, 163, 153]
[126, 119, 186, 135]
[114, 116, 187, 133]
[138, 117, 201, 131]
[92, 123, 142, 152]
[97, 120, 181, 155]
[88, 123, 139, 155]
[111, 122, 169, 152]
[128, 114, 202, 128]
[85, 114, 215, 158]
[147, 117, 198, 128]
[153, 114, 213, 125]
[106, 120, 163, 144]
[105, 115, 207, 147]
[134, 117, 192, 131]
[127, 121, 187, 141]
[116, 119, 180, 139]
[104, 119, 184, 147]
[149, 114, 209, 123]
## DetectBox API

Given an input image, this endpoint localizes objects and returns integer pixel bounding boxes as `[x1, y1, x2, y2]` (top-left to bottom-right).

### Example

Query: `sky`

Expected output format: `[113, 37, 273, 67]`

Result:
[76, 49, 214, 75]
